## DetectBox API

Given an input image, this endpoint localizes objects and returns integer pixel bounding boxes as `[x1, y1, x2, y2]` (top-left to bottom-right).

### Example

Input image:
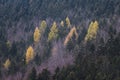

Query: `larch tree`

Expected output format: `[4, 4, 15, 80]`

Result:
[3, 59, 11, 69]
[65, 17, 71, 28]
[48, 22, 58, 41]
[34, 27, 40, 42]
[64, 26, 78, 46]
[84, 21, 99, 42]
[39, 20, 47, 33]
[6, 40, 11, 48]
[25, 46, 34, 64]
[60, 21, 64, 27]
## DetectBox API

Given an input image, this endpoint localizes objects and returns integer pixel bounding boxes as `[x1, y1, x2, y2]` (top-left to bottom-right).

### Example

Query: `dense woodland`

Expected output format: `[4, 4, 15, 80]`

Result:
[0, 0, 120, 80]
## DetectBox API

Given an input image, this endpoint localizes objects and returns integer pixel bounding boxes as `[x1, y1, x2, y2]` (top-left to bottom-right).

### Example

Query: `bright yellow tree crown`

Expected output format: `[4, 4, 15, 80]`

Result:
[34, 27, 40, 42]
[85, 20, 99, 42]
[65, 17, 71, 27]
[48, 22, 58, 41]
[26, 46, 34, 64]
[3, 59, 11, 69]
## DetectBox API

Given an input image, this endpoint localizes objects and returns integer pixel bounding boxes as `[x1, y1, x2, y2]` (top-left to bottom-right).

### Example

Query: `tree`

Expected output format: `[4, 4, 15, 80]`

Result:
[28, 67, 37, 80]
[34, 27, 40, 42]
[53, 67, 60, 80]
[25, 46, 34, 64]
[60, 21, 64, 27]
[64, 26, 78, 46]
[6, 40, 11, 49]
[37, 69, 50, 80]
[48, 22, 58, 41]
[39, 20, 47, 33]
[9, 42, 17, 56]
[3, 59, 11, 70]
[65, 17, 71, 28]
[66, 71, 76, 80]
[85, 21, 99, 42]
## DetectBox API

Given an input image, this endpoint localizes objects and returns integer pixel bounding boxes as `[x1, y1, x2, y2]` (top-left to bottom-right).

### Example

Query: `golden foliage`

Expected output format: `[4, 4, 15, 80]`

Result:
[3, 59, 11, 69]
[39, 20, 47, 33]
[85, 20, 99, 42]
[65, 17, 71, 27]
[48, 22, 58, 41]
[26, 46, 34, 64]
[64, 26, 78, 46]
[60, 21, 64, 27]
[34, 27, 40, 42]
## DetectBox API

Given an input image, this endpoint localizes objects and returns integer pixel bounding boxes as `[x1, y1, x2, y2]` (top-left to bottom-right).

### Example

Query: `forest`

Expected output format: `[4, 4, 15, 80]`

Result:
[0, 0, 120, 80]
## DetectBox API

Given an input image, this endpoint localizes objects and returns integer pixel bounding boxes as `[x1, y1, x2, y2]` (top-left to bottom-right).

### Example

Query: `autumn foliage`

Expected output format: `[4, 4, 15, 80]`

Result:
[3, 59, 11, 69]
[39, 20, 47, 33]
[64, 26, 78, 46]
[65, 17, 71, 28]
[25, 46, 34, 64]
[0, 0, 120, 80]
[34, 27, 40, 42]
[60, 21, 64, 27]
[85, 21, 99, 42]
[48, 22, 58, 41]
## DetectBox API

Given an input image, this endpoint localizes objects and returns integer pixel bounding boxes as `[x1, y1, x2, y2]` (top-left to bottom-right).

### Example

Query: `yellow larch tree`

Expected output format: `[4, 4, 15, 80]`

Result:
[3, 59, 11, 69]
[64, 26, 78, 46]
[39, 20, 47, 33]
[48, 21, 58, 41]
[34, 27, 40, 42]
[65, 17, 71, 28]
[84, 20, 99, 42]
[25, 46, 34, 64]
[60, 21, 64, 27]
